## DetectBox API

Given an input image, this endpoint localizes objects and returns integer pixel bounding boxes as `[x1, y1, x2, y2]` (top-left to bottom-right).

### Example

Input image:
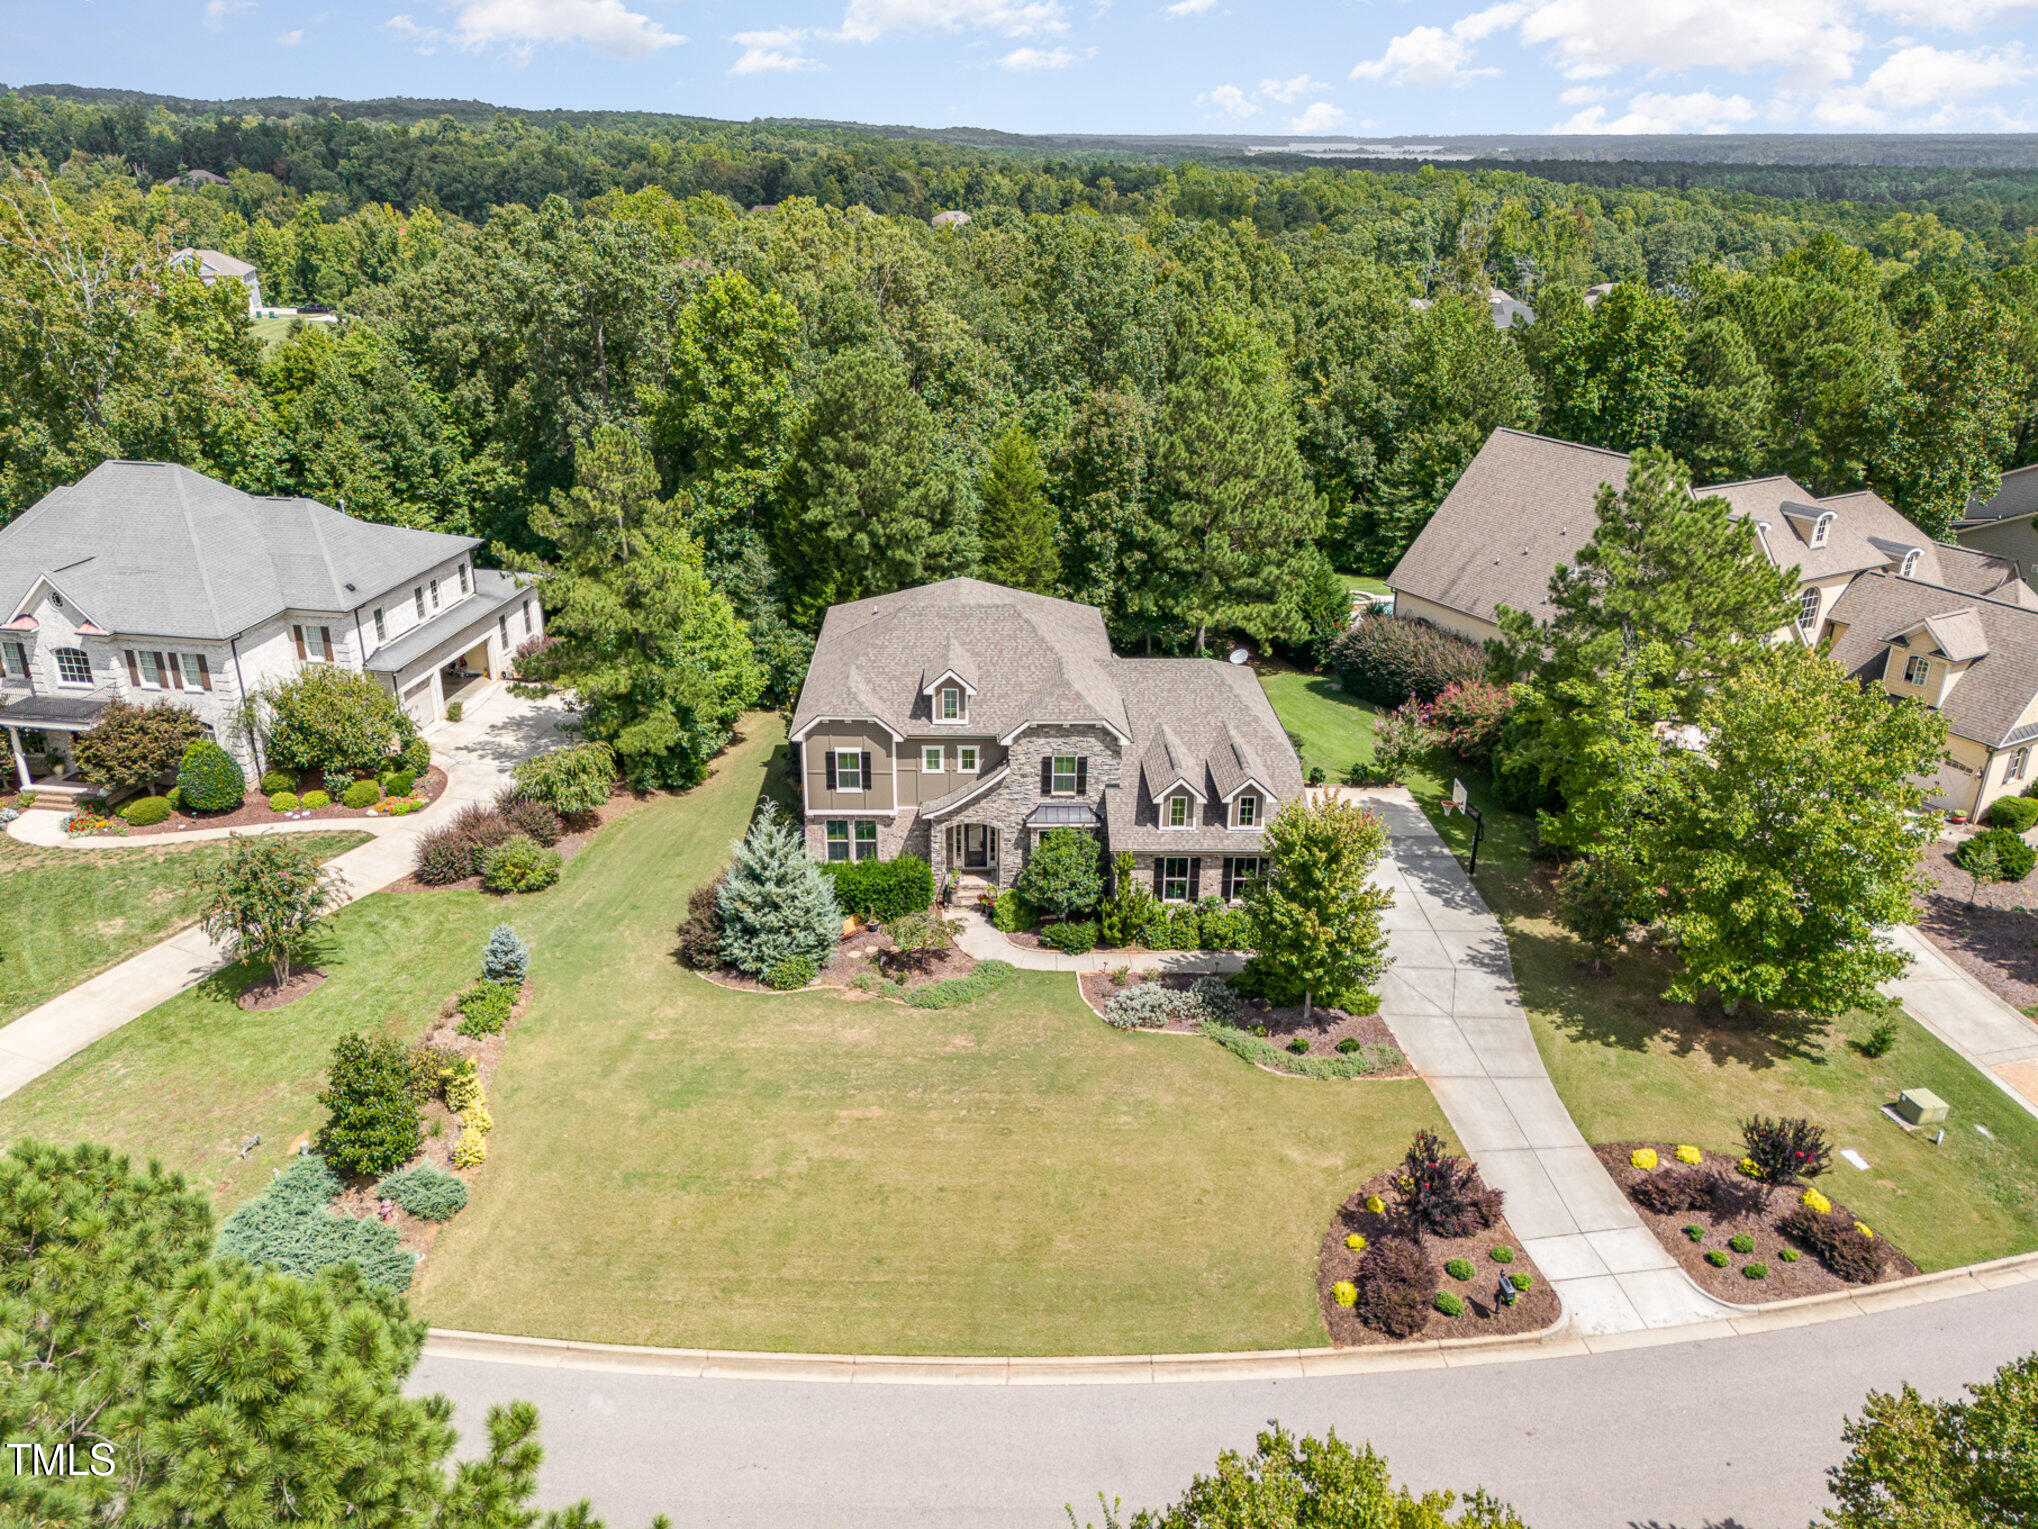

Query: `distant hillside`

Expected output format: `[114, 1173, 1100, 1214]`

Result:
[14, 83, 2038, 168]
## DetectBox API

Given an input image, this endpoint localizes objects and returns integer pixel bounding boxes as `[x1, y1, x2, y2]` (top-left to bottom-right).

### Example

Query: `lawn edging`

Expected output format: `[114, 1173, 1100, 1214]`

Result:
[1664, 1242, 2038, 1318]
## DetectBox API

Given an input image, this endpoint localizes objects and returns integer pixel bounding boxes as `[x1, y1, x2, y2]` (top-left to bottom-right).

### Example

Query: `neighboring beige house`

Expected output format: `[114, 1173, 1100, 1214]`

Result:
[0, 462, 542, 802]
[169, 247, 262, 313]
[1954, 462, 2038, 569]
[1389, 428, 2038, 819]
[789, 578, 1304, 899]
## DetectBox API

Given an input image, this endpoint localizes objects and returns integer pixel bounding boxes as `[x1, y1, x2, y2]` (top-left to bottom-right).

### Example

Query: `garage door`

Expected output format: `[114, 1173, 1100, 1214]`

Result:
[402, 677, 437, 727]
[1925, 757, 1976, 814]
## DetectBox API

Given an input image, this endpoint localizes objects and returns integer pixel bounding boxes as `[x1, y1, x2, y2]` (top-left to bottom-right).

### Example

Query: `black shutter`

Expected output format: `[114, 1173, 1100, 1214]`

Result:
[860, 751, 871, 792]
[1152, 858, 1165, 897]
[825, 752, 837, 790]
[1221, 857, 1234, 899]
[1188, 858, 1202, 900]
[1040, 757, 1053, 794]
[1075, 757, 1088, 795]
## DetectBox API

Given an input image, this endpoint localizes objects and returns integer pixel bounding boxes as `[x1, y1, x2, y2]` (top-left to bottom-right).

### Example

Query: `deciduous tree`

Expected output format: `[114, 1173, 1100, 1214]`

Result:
[195, 832, 347, 988]
[1242, 797, 1394, 1023]
[72, 699, 206, 791]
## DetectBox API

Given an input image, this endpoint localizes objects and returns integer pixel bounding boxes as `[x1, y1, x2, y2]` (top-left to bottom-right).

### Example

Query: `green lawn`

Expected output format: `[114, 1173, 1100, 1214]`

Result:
[1338, 573, 1392, 598]
[0, 718, 1448, 1355]
[1257, 668, 2038, 1272]
[0, 831, 368, 1026]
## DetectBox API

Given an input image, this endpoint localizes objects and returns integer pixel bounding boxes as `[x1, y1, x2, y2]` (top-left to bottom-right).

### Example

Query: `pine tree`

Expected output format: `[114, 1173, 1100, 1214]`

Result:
[1147, 316, 1326, 652]
[715, 805, 843, 978]
[482, 923, 530, 984]
[977, 423, 1061, 594]
[1242, 797, 1395, 1023]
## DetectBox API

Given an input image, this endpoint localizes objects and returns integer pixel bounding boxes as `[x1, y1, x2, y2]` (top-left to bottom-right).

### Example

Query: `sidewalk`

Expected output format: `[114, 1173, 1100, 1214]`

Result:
[1883, 924, 2038, 1122]
[0, 687, 573, 1104]
[952, 909, 1243, 974]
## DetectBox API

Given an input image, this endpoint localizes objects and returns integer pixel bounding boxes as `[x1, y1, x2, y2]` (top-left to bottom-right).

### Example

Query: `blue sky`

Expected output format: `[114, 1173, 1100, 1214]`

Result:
[4, 0, 2035, 137]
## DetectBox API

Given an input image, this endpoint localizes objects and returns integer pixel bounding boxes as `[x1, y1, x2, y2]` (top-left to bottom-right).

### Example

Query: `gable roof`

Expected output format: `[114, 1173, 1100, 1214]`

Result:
[0, 461, 478, 640]
[1829, 573, 2038, 748]
[1960, 462, 2038, 527]
[171, 247, 256, 279]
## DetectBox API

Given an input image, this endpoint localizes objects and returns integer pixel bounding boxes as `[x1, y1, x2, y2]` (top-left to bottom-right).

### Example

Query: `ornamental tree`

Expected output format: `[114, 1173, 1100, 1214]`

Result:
[72, 700, 206, 790]
[510, 740, 617, 815]
[1741, 1115, 1832, 1190]
[316, 1032, 421, 1178]
[252, 664, 409, 775]
[1242, 797, 1394, 1023]
[715, 805, 841, 978]
[1013, 827, 1104, 919]
[194, 832, 347, 988]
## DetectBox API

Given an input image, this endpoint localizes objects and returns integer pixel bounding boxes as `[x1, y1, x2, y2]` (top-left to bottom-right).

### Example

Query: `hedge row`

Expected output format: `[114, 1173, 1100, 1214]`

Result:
[820, 855, 935, 922]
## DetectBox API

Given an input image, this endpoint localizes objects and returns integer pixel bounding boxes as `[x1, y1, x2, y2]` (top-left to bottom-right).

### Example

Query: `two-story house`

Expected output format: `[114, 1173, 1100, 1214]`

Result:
[0, 461, 544, 800]
[1387, 428, 2038, 819]
[788, 578, 1304, 900]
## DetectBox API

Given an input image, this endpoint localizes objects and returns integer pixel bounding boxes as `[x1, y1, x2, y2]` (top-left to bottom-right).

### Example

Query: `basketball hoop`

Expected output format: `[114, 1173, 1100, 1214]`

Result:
[1448, 778, 1469, 816]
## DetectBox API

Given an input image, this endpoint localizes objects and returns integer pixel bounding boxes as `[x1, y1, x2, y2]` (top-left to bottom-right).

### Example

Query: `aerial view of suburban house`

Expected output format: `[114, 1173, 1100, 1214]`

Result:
[0, 461, 542, 799]
[169, 246, 263, 312]
[1390, 427, 2038, 819]
[789, 577, 1303, 899]
[1955, 461, 2038, 567]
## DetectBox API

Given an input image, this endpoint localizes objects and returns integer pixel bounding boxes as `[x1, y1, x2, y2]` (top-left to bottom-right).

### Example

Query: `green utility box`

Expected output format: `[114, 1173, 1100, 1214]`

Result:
[1895, 1089, 1949, 1127]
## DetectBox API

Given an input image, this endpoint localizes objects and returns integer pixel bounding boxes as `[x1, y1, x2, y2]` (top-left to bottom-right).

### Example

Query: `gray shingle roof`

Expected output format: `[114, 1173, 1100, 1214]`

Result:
[1829, 573, 2038, 748]
[1961, 462, 2038, 526]
[171, 247, 256, 278]
[0, 462, 479, 640]
[363, 569, 527, 674]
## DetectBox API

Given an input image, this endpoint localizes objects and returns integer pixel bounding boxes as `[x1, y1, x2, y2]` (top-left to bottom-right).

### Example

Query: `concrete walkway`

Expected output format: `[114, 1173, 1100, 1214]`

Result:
[952, 908, 1243, 974]
[1354, 787, 1733, 1336]
[0, 686, 574, 1103]
[1883, 923, 2038, 1122]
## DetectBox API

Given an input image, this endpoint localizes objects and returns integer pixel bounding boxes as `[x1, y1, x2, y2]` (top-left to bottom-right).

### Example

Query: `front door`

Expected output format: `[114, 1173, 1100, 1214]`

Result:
[949, 823, 999, 870]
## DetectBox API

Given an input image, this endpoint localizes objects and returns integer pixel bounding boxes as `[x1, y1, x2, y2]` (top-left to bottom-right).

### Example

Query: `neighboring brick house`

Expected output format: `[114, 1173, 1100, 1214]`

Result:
[1388, 428, 2038, 819]
[788, 578, 1304, 900]
[0, 461, 543, 799]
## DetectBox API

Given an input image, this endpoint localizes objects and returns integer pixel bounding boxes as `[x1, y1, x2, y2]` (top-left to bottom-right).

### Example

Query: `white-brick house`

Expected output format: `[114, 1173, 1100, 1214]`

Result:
[0, 461, 543, 798]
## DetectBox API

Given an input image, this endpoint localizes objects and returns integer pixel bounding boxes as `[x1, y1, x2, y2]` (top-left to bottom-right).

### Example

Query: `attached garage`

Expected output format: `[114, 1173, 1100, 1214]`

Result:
[401, 675, 438, 728]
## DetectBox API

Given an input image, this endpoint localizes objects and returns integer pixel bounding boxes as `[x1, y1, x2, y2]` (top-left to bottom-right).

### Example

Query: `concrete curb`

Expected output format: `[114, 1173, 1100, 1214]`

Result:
[421, 1250, 2038, 1384]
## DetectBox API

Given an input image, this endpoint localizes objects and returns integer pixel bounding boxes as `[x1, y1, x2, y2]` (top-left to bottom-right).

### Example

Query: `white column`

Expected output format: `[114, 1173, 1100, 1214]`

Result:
[6, 725, 29, 790]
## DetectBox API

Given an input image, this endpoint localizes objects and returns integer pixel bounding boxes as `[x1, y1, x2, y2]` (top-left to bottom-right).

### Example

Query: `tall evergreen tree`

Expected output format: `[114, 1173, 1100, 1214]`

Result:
[1147, 316, 1326, 651]
[977, 423, 1061, 594]
[1671, 316, 1774, 483]
[523, 425, 762, 791]
[1051, 388, 1155, 622]
[715, 805, 843, 979]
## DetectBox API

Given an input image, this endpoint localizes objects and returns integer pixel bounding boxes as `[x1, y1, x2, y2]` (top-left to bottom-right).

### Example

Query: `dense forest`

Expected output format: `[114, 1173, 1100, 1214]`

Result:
[3, 84, 2036, 770]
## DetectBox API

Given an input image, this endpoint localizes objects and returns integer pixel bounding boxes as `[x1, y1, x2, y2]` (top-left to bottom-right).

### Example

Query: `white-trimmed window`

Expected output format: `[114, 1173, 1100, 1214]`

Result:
[854, 820, 879, 861]
[1904, 654, 1931, 686]
[178, 653, 208, 692]
[54, 647, 91, 686]
[1052, 755, 1080, 795]
[457, 563, 470, 595]
[1234, 793, 1259, 828]
[1810, 513, 1834, 549]
[1797, 588, 1822, 633]
[429, 578, 440, 611]
[302, 626, 329, 662]
[523, 600, 533, 635]
[1224, 857, 1263, 899]
[414, 586, 426, 619]
[374, 607, 387, 643]
[958, 745, 979, 773]
[1, 640, 25, 681]
[938, 685, 963, 722]
[826, 821, 850, 861]
[922, 745, 945, 773]
[1899, 549, 1921, 579]
[835, 750, 863, 791]
[2013, 747, 2030, 779]
[1161, 856, 1190, 901]
[1166, 792, 1190, 828]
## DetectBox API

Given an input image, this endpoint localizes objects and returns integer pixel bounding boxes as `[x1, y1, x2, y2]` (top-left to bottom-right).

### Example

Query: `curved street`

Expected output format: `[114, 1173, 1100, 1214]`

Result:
[416, 1281, 2038, 1529]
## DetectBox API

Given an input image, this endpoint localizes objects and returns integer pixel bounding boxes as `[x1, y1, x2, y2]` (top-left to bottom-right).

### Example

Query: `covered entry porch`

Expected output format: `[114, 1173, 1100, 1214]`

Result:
[1, 694, 112, 805]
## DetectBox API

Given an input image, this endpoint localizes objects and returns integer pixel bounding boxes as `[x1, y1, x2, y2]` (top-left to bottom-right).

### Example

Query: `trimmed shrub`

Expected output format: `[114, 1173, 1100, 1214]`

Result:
[820, 855, 936, 922]
[176, 739, 245, 812]
[377, 1162, 469, 1221]
[451, 1125, 487, 1168]
[1364, 1195, 1385, 1215]
[1801, 1187, 1833, 1215]
[455, 980, 518, 1037]
[1728, 1232, 1755, 1254]
[1630, 1167, 1718, 1216]
[270, 791, 300, 812]
[1780, 1248, 1801, 1262]
[1335, 1037, 1362, 1054]
[1984, 795, 2038, 832]
[1630, 1147, 1659, 1170]
[402, 737, 431, 777]
[405, 1042, 469, 1105]
[1433, 1291, 1465, 1317]
[323, 769, 354, 798]
[718, 807, 841, 979]
[1490, 1245, 1514, 1263]
[1958, 826, 2037, 882]
[1103, 976, 1244, 1030]
[259, 770, 295, 795]
[496, 793, 563, 847]
[510, 740, 615, 814]
[1286, 1036, 1310, 1055]
[1353, 1237, 1440, 1338]
[1858, 1012, 1899, 1058]
[1743, 1262, 1769, 1280]
[482, 923, 531, 984]
[1778, 1205, 1884, 1283]
[119, 795, 171, 826]
[415, 825, 480, 885]
[1098, 852, 1158, 948]
[1705, 1249, 1730, 1267]
[1508, 1271, 1533, 1291]
[1137, 905, 1202, 951]
[213, 1154, 415, 1293]
[1741, 1115, 1832, 1188]
[384, 769, 418, 799]
[1683, 1224, 1705, 1241]
[315, 1034, 421, 1180]
[1196, 904, 1253, 951]
[1345, 1233, 1366, 1251]
[766, 954, 817, 991]
[1331, 1280, 1358, 1308]
[675, 872, 727, 969]
[75, 699, 208, 791]
[446, 701, 463, 723]
[1326, 613, 1485, 708]
[258, 665, 408, 774]
[1444, 1257, 1474, 1281]
[300, 791, 331, 810]
[342, 779, 382, 809]
[1014, 827, 1105, 918]
[481, 835, 562, 894]
[1040, 920, 1099, 955]
[990, 887, 1036, 934]
[1675, 1144, 1704, 1165]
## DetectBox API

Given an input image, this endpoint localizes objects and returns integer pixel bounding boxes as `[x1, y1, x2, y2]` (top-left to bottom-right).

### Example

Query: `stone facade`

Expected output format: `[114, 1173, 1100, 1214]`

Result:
[927, 722, 1123, 883]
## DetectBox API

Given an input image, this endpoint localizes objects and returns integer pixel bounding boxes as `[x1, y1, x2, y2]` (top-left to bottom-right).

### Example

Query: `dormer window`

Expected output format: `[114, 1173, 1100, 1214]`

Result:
[939, 686, 962, 721]
[1234, 792, 1259, 828]
[1797, 588, 1822, 634]
[1809, 513, 1834, 549]
[1167, 793, 1190, 828]
[1899, 549, 1921, 579]
[1904, 654, 1931, 686]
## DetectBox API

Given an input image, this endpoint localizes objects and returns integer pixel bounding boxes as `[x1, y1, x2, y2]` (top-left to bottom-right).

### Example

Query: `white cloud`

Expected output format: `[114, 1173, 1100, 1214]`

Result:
[1350, 25, 1491, 84]
[837, 0, 1068, 43]
[1289, 101, 1349, 131]
[1555, 87, 1758, 131]
[202, 0, 252, 28]
[384, 12, 441, 50]
[999, 44, 1079, 65]
[1558, 83, 1608, 103]
[1811, 41, 2035, 124]
[438, 0, 685, 60]
[729, 25, 822, 71]
[276, 26, 303, 41]
[1257, 72, 1326, 102]
[1860, 0, 2038, 30]
[1197, 82, 1258, 117]
[1164, 0, 1217, 13]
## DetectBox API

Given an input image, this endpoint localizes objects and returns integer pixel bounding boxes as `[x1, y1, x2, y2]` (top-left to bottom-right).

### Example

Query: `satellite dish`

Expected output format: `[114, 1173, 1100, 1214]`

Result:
[1227, 647, 1250, 665]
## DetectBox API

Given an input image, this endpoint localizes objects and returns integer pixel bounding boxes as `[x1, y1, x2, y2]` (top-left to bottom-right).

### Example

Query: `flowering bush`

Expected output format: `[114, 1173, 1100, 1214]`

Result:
[1801, 1187, 1833, 1215]
[1675, 1144, 1704, 1165]
[1367, 703, 1437, 785]
[1332, 1281, 1358, 1308]
[1425, 681, 1517, 767]
[62, 811, 120, 836]
[1326, 613, 1485, 708]
[1631, 1147, 1658, 1171]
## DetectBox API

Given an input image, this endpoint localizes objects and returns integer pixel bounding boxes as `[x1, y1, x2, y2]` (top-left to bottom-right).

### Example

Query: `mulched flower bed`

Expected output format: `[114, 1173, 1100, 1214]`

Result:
[707, 921, 979, 996]
[1599, 1141, 1919, 1305]
[1077, 968, 1407, 1066]
[1913, 841, 2038, 1010]
[383, 797, 622, 894]
[1317, 1171, 1559, 1346]
[236, 965, 328, 1011]
[83, 766, 449, 838]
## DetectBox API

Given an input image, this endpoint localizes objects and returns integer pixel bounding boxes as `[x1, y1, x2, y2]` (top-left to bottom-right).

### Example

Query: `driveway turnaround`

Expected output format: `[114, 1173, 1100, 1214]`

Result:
[0, 687, 573, 1102]
[1355, 789, 1731, 1336]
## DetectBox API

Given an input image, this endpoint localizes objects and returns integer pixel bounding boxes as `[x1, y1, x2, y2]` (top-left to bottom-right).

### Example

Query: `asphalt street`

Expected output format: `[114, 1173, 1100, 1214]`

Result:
[412, 1282, 2038, 1529]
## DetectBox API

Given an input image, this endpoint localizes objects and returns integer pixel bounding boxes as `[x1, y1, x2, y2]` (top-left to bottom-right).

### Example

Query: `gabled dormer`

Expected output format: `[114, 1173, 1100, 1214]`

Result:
[1210, 721, 1276, 829]
[1882, 608, 1989, 710]
[921, 635, 979, 725]
[1141, 722, 1207, 829]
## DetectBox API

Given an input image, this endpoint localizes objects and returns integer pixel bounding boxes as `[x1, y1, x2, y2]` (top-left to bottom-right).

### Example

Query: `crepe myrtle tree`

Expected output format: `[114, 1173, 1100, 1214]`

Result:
[194, 833, 347, 988]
